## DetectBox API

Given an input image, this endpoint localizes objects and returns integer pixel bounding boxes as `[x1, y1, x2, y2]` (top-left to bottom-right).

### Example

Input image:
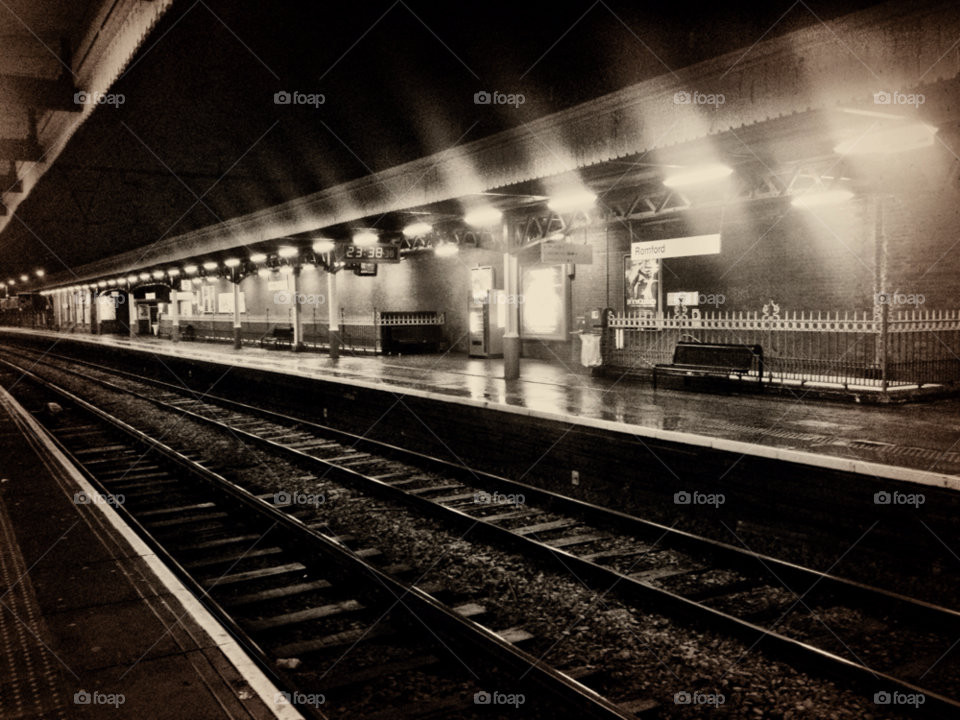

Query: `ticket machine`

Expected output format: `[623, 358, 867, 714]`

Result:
[468, 290, 506, 358]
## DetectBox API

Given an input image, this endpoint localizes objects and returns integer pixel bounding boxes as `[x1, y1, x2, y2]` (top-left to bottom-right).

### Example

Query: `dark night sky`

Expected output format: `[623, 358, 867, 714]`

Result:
[1, 0, 889, 281]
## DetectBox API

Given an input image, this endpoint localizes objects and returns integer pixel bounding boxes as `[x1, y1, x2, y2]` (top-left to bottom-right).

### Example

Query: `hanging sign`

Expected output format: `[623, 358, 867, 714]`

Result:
[631, 234, 721, 261]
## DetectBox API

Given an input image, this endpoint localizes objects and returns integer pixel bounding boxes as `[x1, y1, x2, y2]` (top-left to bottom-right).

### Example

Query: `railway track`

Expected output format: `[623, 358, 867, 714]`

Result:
[0, 359, 650, 720]
[3, 347, 960, 717]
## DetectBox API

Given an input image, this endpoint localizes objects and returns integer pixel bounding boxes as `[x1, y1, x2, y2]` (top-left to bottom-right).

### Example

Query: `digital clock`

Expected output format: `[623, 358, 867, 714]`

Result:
[342, 244, 401, 263]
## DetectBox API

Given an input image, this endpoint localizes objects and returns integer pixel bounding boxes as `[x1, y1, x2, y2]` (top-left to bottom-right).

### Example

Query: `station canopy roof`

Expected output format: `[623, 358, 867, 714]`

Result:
[2, 0, 959, 290]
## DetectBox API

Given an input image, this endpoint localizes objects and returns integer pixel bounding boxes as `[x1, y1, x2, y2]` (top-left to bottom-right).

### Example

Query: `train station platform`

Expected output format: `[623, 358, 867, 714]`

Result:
[2, 327, 959, 493]
[0, 378, 302, 719]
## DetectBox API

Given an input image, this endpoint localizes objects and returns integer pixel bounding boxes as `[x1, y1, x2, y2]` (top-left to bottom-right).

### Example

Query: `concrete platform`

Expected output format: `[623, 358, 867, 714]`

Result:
[2, 327, 960, 492]
[0, 379, 304, 719]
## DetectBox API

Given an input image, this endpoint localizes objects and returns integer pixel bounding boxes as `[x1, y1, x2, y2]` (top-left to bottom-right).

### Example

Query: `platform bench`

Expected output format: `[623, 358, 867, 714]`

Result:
[653, 342, 763, 391]
[260, 326, 294, 349]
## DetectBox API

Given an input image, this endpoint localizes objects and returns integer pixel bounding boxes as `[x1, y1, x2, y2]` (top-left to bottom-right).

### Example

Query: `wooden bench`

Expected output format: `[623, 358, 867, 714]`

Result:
[260, 326, 294, 349]
[654, 342, 763, 391]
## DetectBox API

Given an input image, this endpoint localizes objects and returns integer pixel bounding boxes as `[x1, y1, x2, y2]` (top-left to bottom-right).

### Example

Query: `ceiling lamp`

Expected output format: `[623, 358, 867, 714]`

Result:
[20, 274, 28, 282]
[8, 279, 15, 285]
[184, 265, 198, 274]
[108, 279, 117, 286]
[257, 268, 272, 278]
[139, 273, 150, 280]
[36, 269, 44, 277]
[167, 269, 180, 277]
[663, 164, 733, 188]
[434, 243, 459, 257]
[353, 231, 378, 247]
[791, 190, 854, 208]
[547, 191, 596, 212]
[312, 239, 335, 253]
[224, 258, 240, 267]
[278, 247, 298, 258]
[279, 265, 293, 275]
[98, 281, 107, 287]
[250, 253, 267, 263]
[203, 262, 218, 270]
[403, 222, 432, 237]
[126, 275, 138, 284]
[464, 208, 502, 226]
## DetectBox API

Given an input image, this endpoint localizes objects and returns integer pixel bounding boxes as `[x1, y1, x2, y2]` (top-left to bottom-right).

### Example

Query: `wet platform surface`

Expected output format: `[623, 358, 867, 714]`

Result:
[0, 380, 298, 719]
[4, 328, 960, 484]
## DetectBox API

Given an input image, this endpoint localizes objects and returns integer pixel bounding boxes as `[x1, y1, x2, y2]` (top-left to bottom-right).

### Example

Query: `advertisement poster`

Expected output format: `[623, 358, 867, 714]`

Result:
[624, 256, 659, 313]
[201, 284, 216, 313]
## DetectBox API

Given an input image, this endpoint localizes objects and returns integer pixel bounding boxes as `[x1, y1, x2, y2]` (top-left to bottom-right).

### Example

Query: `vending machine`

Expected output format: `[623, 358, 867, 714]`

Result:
[468, 290, 506, 358]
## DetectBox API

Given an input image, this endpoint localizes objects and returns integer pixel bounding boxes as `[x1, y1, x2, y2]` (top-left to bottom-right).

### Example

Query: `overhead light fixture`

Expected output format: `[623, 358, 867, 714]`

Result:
[464, 208, 502, 226]
[353, 231, 378, 247]
[167, 269, 180, 277]
[279, 265, 293, 275]
[278, 247, 298, 258]
[36, 270, 44, 277]
[312, 239, 335, 253]
[108, 279, 117, 286]
[20, 274, 28, 282]
[8, 279, 15, 285]
[257, 268, 272, 278]
[139, 273, 150, 280]
[224, 258, 240, 267]
[547, 191, 596, 212]
[791, 190, 854, 208]
[250, 253, 267, 263]
[184, 265, 198, 274]
[126, 275, 138, 284]
[152, 270, 164, 279]
[403, 222, 432, 237]
[98, 281, 107, 287]
[663, 164, 733, 188]
[203, 262, 218, 270]
[434, 243, 459, 257]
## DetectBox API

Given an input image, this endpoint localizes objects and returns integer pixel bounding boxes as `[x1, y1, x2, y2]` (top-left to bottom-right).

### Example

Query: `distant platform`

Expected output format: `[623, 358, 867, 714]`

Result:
[2, 327, 960, 493]
[0, 377, 303, 720]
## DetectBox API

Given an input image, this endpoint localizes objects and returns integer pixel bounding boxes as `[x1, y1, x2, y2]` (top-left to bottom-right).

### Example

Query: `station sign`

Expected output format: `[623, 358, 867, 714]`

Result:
[631, 234, 721, 261]
[340, 243, 400, 264]
[541, 241, 593, 264]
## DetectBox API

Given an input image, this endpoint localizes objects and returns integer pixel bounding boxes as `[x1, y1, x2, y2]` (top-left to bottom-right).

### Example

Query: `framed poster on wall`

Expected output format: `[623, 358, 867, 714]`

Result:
[624, 255, 660, 314]
[519, 264, 568, 341]
[201, 284, 216, 314]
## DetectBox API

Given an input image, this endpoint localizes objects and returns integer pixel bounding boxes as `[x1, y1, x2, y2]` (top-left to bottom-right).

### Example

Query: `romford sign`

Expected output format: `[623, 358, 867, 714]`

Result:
[631, 234, 721, 261]
[541, 241, 593, 264]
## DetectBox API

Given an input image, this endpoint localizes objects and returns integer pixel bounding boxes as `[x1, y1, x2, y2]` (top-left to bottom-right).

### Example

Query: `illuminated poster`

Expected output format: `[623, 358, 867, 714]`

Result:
[520, 265, 567, 341]
[624, 256, 659, 313]
[201, 284, 216, 313]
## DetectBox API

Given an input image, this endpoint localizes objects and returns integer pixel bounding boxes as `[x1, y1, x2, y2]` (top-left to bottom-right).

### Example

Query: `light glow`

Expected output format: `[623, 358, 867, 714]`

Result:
[139, 273, 150, 280]
[353, 231, 378, 247]
[434, 243, 459, 257]
[279, 265, 293, 275]
[312, 239, 335, 253]
[127, 275, 138, 284]
[663, 164, 733, 188]
[36, 270, 44, 277]
[403, 222, 432, 237]
[203, 262, 218, 270]
[833, 122, 937, 155]
[278, 247, 298, 258]
[791, 190, 854, 208]
[547, 191, 596, 212]
[258, 268, 272, 278]
[184, 265, 198, 274]
[167, 269, 180, 277]
[250, 253, 267, 263]
[224, 258, 240, 267]
[464, 208, 502, 226]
